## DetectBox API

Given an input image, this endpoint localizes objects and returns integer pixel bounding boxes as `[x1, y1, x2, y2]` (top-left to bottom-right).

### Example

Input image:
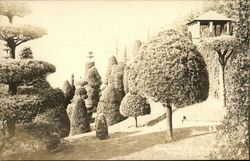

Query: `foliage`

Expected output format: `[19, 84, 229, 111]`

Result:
[85, 61, 95, 77]
[34, 105, 70, 138]
[201, 36, 239, 54]
[104, 55, 118, 85]
[0, 1, 32, 23]
[0, 59, 55, 84]
[128, 29, 209, 107]
[109, 62, 126, 94]
[62, 80, 75, 107]
[97, 84, 126, 125]
[131, 40, 142, 57]
[19, 47, 34, 59]
[95, 114, 108, 140]
[210, 50, 249, 160]
[120, 93, 151, 118]
[85, 66, 102, 115]
[67, 98, 90, 136]
[0, 24, 47, 45]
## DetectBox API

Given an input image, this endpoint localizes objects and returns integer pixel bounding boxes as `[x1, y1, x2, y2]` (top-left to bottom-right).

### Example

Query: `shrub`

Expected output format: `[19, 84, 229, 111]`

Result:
[120, 93, 150, 127]
[0, 122, 60, 160]
[19, 47, 34, 59]
[131, 40, 142, 58]
[97, 84, 126, 125]
[62, 80, 75, 107]
[104, 55, 118, 85]
[85, 66, 102, 115]
[34, 105, 70, 138]
[67, 98, 90, 136]
[95, 114, 108, 140]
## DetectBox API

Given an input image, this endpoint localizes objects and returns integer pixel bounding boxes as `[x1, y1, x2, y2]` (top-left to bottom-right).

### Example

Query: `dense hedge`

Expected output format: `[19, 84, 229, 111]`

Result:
[95, 114, 108, 140]
[210, 49, 249, 159]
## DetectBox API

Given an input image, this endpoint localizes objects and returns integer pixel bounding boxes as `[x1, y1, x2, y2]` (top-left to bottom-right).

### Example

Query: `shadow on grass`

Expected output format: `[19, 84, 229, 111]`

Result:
[11, 125, 217, 160]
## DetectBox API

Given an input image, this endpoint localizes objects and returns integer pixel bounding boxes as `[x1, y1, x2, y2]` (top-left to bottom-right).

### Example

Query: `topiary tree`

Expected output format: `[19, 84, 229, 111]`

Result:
[85, 66, 102, 117]
[0, 59, 57, 137]
[104, 55, 118, 86]
[19, 47, 34, 59]
[0, 2, 47, 59]
[71, 74, 75, 92]
[129, 29, 209, 140]
[131, 40, 142, 58]
[67, 86, 90, 136]
[0, 1, 32, 23]
[95, 114, 108, 140]
[97, 84, 126, 125]
[120, 93, 150, 127]
[62, 80, 75, 107]
[201, 36, 239, 107]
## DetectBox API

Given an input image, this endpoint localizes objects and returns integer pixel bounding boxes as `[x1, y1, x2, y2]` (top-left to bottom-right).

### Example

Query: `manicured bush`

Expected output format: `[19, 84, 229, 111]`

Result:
[67, 98, 90, 136]
[62, 80, 75, 107]
[85, 66, 102, 114]
[131, 40, 142, 57]
[97, 84, 126, 125]
[34, 105, 70, 138]
[95, 114, 108, 140]
[104, 55, 118, 85]
[19, 47, 34, 59]
[120, 93, 150, 127]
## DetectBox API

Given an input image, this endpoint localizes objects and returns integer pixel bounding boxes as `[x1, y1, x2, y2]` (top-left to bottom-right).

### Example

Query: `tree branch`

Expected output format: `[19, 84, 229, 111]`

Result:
[16, 39, 29, 46]
[225, 50, 234, 64]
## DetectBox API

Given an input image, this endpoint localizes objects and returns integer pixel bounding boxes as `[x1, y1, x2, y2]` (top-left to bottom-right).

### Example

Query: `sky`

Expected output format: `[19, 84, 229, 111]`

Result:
[0, 0, 204, 89]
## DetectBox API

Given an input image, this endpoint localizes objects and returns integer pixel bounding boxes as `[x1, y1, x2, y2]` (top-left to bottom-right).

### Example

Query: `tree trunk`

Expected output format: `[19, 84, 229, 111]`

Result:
[165, 103, 173, 141]
[135, 117, 138, 127]
[9, 46, 16, 59]
[8, 83, 17, 95]
[6, 118, 16, 137]
[8, 16, 13, 24]
[220, 65, 226, 107]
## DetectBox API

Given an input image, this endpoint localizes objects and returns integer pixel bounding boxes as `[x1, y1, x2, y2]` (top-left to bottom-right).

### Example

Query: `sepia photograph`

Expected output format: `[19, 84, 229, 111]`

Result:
[0, 0, 249, 160]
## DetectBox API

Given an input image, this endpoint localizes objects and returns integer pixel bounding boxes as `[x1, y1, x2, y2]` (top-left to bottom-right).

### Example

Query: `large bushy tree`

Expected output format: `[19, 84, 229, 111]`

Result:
[129, 29, 209, 140]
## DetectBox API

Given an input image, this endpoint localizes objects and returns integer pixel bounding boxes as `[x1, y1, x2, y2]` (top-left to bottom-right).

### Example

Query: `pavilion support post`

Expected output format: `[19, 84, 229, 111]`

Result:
[197, 21, 201, 38]
[209, 21, 213, 33]
[226, 22, 230, 34]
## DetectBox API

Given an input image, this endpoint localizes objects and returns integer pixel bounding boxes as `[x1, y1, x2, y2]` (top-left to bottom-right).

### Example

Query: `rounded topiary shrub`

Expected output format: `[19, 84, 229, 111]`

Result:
[120, 93, 150, 127]
[95, 114, 108, 140]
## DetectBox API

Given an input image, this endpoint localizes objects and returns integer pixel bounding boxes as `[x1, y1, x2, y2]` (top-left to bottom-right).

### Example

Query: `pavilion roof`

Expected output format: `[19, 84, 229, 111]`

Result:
[187, 10, 232, 25]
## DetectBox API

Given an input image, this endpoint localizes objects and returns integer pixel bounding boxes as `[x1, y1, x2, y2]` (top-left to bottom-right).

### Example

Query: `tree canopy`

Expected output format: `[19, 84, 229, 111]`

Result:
[0, 59, 55, 84]
[0, 24, 47, 46]
[128, 29, 209, 107]
[0, 1, 32, 23]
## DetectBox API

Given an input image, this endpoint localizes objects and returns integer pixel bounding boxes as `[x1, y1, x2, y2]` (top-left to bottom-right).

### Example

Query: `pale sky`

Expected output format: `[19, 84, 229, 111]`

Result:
[0, 0, 204, 89]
